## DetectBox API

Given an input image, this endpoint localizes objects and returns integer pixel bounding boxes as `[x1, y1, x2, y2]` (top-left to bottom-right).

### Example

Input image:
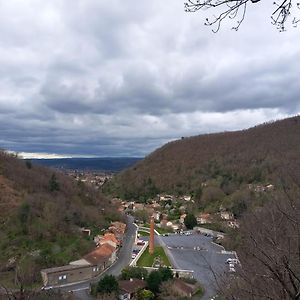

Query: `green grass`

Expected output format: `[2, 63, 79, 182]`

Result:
[155, 226, 173, 234]
[136, 246, 171, 267]
[138, 230, 150, 237]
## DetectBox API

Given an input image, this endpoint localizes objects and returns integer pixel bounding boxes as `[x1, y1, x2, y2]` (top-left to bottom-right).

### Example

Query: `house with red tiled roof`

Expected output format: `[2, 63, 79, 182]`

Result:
[84, 243, 116, 268]
[99, 233, 119, 248]
[41, 242, 117, 287]
[109, 221, 126, 241]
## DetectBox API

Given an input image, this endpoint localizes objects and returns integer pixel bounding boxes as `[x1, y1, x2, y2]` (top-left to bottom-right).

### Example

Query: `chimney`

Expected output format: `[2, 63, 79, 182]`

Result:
[149, 216, 155, 255]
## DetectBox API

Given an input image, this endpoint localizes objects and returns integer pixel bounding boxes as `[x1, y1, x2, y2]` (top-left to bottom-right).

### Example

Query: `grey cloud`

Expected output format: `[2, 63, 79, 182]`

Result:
[0, 0, 299, 157]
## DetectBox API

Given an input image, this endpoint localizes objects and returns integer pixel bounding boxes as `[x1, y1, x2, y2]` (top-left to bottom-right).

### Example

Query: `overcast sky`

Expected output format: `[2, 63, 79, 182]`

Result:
[0, 0, 299, 158]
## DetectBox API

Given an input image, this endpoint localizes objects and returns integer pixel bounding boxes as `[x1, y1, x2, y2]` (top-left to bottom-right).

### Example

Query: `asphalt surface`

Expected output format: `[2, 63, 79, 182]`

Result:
[160, 233, 236, 300]
[48, 221, 234, 300]
[55, 215, 137, 300]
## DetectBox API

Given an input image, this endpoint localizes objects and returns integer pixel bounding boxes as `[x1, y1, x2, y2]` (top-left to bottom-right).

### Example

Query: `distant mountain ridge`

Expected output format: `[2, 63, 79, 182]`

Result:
[28, 157, 142, 172]
[104, 116, 300, 200]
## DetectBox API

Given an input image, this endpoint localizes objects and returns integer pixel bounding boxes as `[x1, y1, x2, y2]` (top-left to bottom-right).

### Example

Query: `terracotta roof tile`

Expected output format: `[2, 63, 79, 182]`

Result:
[101, 233, 118, 244]
[83, 244, 115, 265]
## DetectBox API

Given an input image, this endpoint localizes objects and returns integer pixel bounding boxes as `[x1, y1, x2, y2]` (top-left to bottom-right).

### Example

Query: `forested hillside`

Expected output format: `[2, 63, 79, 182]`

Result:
[0, 151, 121, 287]
[104, 116, 300, 299]
[105, 116, 300, 202]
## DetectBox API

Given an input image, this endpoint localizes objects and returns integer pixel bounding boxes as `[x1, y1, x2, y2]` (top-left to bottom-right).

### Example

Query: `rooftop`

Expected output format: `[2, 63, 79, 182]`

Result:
[41, 264, 90, 274]
[118, 279, 147, 294]
[84, 243, 115, 265]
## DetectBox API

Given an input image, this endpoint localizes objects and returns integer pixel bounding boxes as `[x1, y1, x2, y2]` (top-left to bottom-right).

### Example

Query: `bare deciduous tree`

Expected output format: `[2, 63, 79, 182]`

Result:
[184, 0, 300, 32]
[220, 183, 300, 300]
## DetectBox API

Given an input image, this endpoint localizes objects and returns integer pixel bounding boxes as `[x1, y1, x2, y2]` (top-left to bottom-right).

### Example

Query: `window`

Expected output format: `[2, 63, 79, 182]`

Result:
[58, 275, 67, 280]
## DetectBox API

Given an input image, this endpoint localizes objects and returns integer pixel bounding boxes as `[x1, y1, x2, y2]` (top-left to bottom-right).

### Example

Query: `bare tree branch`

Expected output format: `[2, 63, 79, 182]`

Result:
[184, 0, 300, 31]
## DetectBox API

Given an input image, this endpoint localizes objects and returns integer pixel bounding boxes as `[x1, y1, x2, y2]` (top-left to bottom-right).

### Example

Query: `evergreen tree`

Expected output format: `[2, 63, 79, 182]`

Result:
[184, 213, 197, 229]
[97, 275, 118, 295]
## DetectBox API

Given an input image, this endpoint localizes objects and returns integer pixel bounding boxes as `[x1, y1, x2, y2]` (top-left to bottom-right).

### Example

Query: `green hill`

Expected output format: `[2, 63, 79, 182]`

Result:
[0, 151, 121, 287]
[104, 116, 300, 208]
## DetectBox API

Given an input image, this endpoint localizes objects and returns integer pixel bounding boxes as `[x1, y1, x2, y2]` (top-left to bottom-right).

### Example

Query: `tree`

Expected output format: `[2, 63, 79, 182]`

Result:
[184, 213, 197, 229]
[133, 209, 150, 224]
[184, 0, 300, 32]
[158, 280, 182, 300]
[96, 275, 119, 295]
[137, 289, 155, 300]
[146, 271, 162, 294]
[146, 268, 174, 294]
[220, 183, 300, 299]
[158, 267, 173, 282]
[120, 266, 148, 280]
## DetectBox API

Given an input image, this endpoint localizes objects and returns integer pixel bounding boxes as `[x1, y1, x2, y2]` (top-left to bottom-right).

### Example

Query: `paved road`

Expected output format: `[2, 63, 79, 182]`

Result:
[56, 215, 137, 300]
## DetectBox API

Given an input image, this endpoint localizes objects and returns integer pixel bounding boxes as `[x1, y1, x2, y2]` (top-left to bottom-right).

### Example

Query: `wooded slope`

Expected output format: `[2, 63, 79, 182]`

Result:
[105, 116, 300, 199]
[0, 151, 120, 286]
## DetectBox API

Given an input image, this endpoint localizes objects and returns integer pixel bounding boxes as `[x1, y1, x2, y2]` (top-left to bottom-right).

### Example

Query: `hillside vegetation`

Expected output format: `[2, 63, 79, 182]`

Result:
[105, 116, 300, 206]
[0, 151, 121, 287]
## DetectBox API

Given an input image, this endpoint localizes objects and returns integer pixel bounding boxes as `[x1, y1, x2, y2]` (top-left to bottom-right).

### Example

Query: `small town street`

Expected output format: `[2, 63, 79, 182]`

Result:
[56, 215, 137, 300]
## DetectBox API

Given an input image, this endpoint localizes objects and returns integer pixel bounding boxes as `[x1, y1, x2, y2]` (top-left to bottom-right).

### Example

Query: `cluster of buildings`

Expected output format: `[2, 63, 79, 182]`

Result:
[40, 221, 126, 287]
[117, 193, 239, 233]
[66, 170, 113, 188]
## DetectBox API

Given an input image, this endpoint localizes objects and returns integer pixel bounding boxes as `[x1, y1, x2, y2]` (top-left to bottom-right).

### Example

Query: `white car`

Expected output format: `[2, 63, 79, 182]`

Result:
[227, 258, 239, 264]
[229, 267, 236, 273]
[131, 253, 137, 259]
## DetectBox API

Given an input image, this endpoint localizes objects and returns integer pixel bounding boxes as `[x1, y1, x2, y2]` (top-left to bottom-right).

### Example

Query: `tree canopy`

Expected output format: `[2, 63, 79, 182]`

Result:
[95, 275, 119, 295]
[184, 213, 197, 229]
[184, 0, 300, 32]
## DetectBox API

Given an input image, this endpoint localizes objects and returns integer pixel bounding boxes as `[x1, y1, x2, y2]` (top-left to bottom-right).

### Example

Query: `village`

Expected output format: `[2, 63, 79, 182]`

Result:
[65, 170, 114, 189]
[42, 173, 275, 299]
[114, 194, 240, 234]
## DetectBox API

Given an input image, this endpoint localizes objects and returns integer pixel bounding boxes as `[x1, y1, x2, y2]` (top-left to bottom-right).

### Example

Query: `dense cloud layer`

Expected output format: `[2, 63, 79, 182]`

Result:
[0, 0, 299, 157]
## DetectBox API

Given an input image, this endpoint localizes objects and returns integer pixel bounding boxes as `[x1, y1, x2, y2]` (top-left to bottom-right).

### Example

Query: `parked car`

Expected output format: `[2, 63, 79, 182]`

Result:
[131, 253, 137, 259]
[136, 240, 145, 246]
[226, 258, 239, 264]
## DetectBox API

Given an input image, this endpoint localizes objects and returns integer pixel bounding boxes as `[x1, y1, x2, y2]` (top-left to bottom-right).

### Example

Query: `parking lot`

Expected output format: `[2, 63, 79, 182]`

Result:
[160, 232, 237, 300]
